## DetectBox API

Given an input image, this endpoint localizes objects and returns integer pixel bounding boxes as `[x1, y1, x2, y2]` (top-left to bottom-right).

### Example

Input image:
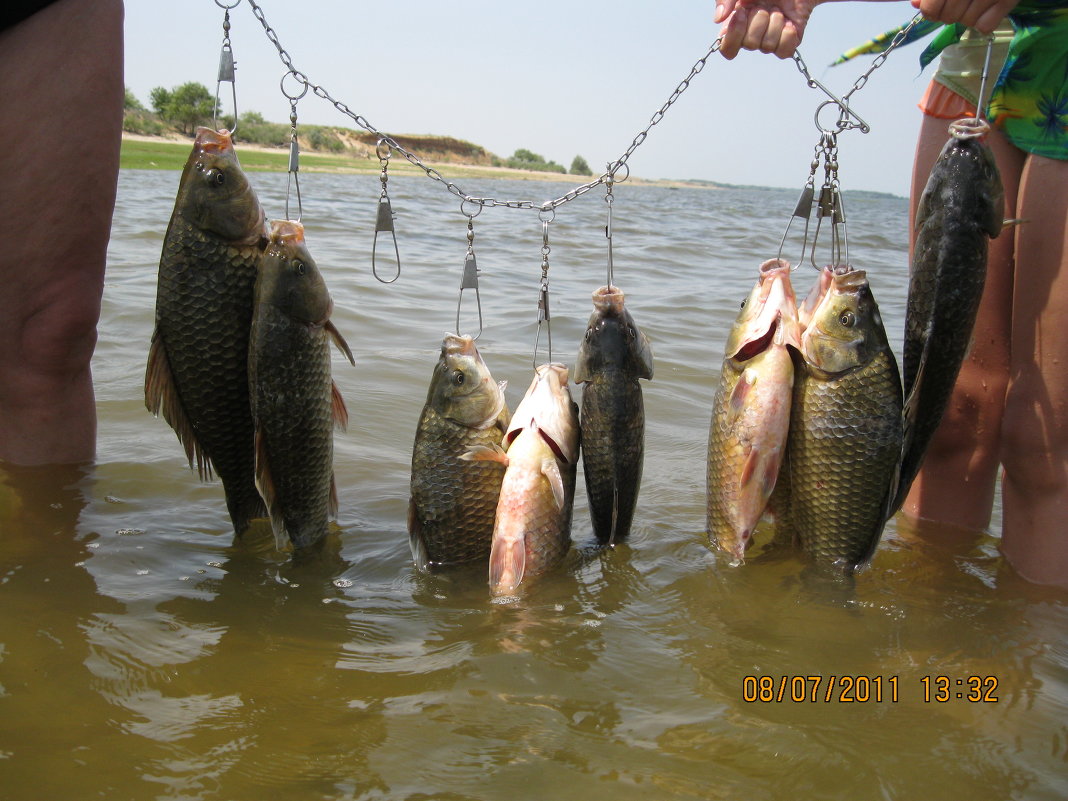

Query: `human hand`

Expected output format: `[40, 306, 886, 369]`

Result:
[714, 0, 821, 60]
[910, 0, 1020, 32]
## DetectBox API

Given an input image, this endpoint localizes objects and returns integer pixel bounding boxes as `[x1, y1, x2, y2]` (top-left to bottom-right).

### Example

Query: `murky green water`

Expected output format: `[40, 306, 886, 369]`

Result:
[1, 170, 1065, 800]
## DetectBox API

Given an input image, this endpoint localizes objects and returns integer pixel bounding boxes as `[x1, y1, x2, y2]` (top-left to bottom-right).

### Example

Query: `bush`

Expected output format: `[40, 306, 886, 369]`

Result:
[570, 155, 592, 176]
[504, 148, 567, 174]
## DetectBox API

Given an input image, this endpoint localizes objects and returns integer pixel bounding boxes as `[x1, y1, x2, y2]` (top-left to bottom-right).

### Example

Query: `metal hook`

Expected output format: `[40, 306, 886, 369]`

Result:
[372, 139, 401, 283]
[456, 252, 483, 340]
[605, 169, 615, 289]
[533, 208, 553, 368]
[213, 9, 238, 135]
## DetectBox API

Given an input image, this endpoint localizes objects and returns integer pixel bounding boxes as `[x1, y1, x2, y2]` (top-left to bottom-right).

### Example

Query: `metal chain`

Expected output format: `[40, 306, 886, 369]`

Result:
[790, 12, 925, 136]
[244, 0, 719, 213]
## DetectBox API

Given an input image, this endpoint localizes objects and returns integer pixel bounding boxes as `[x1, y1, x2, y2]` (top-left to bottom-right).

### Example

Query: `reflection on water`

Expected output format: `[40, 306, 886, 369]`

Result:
[1, 170, 1065, 800]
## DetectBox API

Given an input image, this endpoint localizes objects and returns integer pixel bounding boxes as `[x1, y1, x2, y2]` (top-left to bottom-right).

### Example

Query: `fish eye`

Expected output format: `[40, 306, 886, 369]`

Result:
[839, 310, 856, 327]
[452, 371, 465, 386]
[739, 299, 746, 309]
[213, 170, 226, 186]
[294, 260, 306, 276]
[584, 329, 593, 341]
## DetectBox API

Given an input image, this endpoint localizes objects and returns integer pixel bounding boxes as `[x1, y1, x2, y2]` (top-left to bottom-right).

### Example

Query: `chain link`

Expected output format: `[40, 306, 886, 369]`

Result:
[245, 0, 719, 213]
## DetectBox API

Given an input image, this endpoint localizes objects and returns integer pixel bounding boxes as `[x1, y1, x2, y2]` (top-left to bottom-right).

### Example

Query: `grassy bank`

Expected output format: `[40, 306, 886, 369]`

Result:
[120, 136, 599, 184]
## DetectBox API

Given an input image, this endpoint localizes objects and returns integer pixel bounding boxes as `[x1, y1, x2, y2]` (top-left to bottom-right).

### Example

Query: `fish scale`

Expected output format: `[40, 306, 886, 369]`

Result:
[148, 191, 266, 536]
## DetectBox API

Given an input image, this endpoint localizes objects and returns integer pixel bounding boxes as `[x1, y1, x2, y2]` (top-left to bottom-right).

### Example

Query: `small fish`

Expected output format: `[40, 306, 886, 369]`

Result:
[408, 334, 509, 569]
[249, 220, 354, 550]
[893, 122, 1004, 512]
[707, 258, 800, 562]
[786, 266, 903, 571]
[467, 363, 579, 596]
[145, 127, 268, 536]
[574, 285, 653, 545]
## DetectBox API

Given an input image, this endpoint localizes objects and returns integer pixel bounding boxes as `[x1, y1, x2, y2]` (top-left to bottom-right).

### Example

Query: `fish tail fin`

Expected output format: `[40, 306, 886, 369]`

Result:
[145, 328, 214, 481]
[331, 380, 349, 431]
[489, 533, 526, 595]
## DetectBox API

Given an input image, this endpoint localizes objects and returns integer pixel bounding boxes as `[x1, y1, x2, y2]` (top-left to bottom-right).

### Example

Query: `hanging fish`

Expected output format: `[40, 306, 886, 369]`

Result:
[784, 267, 903, 571]
[145, 127, 268, 536]
[574, 285, 653, 546]
[408, 334, 509, 570]
[467, 363, 580, 596]
[892, 122, 1004, 513]
[706, 259, 799, 563]
[249, 220, 354, 551]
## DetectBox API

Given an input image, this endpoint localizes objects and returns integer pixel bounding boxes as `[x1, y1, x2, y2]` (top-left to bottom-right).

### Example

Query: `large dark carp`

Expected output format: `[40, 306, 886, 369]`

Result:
[145, 127, 267, 535]
[249, 220, 354, 551]
[786, 267, 902, 571]
[707, 259, 799, 562]
[408, 334, 509, 570]
[574, 285, 653, 545]
[893, 122, 1004, 512]
[468, 363, 579, 596]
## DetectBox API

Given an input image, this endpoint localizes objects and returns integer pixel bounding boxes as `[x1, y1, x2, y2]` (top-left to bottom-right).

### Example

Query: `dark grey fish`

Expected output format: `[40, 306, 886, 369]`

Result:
[249, 220, 354, 550]
[145, 127, 268, 536]
[574, 286, 653, 545]
[892, 123, 1004, 512]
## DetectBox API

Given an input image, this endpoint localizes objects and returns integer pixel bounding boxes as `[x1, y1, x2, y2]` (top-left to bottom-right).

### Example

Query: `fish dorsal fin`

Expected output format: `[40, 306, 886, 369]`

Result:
[145, 327, 215, 481]
[331, 380, 348, 432]
[326, 320, 355, 366]
[329, 472, 339, 519]
[407, 498, 431, 572]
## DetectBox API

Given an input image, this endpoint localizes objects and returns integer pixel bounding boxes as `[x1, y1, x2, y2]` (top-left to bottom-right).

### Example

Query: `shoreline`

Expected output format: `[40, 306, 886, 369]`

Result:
[119, 131, 707, 189]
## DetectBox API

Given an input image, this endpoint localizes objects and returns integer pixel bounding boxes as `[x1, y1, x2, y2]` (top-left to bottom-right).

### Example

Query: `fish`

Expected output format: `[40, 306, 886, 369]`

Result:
[573, 285, 653, 545]
[248, 220, 354, 550]
[785, 266, 903, 571]
[145, 127, 268, 536]
[466, 363, 580, 596]
[408, 334, 510, 569]
[892, 122, 1004, 512]
[706, 258, 800, 562]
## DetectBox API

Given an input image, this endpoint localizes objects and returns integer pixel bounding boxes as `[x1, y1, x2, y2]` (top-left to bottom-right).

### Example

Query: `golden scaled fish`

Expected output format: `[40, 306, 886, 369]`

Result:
[706, 258, 800, 563]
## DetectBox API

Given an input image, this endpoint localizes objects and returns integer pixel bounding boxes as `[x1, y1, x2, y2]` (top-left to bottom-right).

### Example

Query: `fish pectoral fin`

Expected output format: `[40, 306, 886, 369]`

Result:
[331, 380, 349, 431]
[637, 330, 654, 380]
[740, 444, 784, 500]
[326, 320, 356, 366]
[145, 328, 214, 481]
[407, 499, 432, 572]
[489, 534, 526, 595]
[726, 369, 757, 424]
[543, 458, 566, 510]
[460, 443, 509, 465]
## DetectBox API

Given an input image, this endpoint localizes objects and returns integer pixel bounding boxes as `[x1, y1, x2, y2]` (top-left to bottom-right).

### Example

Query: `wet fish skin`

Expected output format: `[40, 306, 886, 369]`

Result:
[894, 130, 1004, 511]
[787, 267, 903, 571]
[574, 285, 653, 545]
[145, 127, 268, 536]
[707, 258, 799, 562]
[408, 334, 509, 569]
[249, 220, 353, 551]
[470, 363, 579, 596]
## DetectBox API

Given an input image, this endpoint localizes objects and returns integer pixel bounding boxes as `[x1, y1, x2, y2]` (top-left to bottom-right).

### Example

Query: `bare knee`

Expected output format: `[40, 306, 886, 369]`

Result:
[1000, 388, 1068, 495]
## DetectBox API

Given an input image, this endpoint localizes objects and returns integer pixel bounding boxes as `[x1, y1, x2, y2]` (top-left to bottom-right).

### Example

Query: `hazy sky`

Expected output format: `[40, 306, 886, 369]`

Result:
[124, 0, 940, 196]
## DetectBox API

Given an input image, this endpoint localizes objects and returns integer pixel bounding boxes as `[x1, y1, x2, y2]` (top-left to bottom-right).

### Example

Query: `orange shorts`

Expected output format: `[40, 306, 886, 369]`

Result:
[917, 80, 977, 120]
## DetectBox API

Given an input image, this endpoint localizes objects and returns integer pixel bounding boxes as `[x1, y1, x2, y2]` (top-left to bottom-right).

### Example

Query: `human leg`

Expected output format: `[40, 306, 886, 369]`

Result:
[999, 154, 1068, 589]
[0, 0, 124, 465]
[900, 114, 1021, 531]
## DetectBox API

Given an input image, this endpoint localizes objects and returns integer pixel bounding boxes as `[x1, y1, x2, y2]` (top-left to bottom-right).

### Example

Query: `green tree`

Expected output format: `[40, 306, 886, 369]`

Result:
[570, 155, 592, 176]
[151, 82, 215, 135]
[124, 87, 145, 111]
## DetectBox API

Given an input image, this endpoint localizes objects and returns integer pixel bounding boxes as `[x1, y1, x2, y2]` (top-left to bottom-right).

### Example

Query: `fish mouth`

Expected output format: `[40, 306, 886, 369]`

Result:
[194, 126, 234, 154]
[592, 285, 625, 315]
[269, 219, 305, 244]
